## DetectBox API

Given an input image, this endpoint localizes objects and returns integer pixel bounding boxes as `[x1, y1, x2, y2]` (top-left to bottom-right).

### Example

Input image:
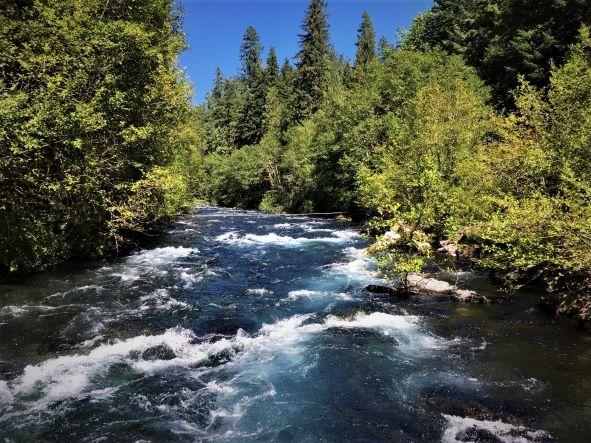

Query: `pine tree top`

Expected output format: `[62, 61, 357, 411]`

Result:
[266, 46, 280, 81]
[355, 11, 376, 68]
[296, 0, 330, 70]
[240, 25, 263, 80]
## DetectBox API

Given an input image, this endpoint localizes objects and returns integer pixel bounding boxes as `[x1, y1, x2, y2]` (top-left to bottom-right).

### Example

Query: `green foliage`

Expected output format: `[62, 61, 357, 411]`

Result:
[377, 251, 426, 290]
[237, 26, 267, 146]
[240, 25, 263, 80]
[0, 0, 202, 275]
[414, 0, 591, 108]
[462, 27, 591, 287]
[357, 51, 492, 237]
[377, 36, 394, 63]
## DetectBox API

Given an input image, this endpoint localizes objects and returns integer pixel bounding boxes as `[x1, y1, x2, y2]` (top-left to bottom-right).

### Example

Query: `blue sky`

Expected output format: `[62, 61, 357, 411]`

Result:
[179, 1, 433, 103]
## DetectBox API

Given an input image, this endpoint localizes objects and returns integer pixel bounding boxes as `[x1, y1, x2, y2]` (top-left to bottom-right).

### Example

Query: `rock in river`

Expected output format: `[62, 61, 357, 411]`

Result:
[407, 274, 491, 304]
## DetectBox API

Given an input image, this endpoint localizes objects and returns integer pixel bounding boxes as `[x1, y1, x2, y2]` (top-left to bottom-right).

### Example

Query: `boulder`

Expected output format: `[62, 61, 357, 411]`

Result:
[367, 230, 403, 253]
[458, 244, 481, 261]
[438, 240, 458, 259]
[437, 240, 481, 262]
[406, 274, 490, 303]
[407, 274, 456, 295]
[453, 289, 490, 304]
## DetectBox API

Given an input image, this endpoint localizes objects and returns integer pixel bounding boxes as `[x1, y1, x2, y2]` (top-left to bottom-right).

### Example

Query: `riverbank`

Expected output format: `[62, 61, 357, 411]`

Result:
[363, 223, 591, 329]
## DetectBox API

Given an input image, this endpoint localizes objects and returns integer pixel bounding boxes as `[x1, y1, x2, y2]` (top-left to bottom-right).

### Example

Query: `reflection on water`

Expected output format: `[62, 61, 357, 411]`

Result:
[0, 207, 589, 441]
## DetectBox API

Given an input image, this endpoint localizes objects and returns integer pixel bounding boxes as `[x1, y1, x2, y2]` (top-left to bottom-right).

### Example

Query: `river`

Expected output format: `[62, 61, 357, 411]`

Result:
[1, 207, 590, 441]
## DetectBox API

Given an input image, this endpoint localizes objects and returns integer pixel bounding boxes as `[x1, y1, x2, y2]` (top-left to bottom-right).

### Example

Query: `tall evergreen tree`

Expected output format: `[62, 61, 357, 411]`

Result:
[238, 26, 267, 146]
[293, 0, 331, 121]
[266, 46, 280, 86]
[355, 12, 376, 68]
[240, 25, 263, 82]
[278, 58, 294, 100]
[208, 68, 225, 112]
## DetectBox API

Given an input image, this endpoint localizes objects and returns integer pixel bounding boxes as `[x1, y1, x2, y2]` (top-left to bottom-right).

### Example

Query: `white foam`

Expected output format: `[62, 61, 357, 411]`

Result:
[326, 247, 381, 283]
[272, 223, 292, 229]
[304, 227, 335, 233]
[323, 312, 417, 333]
[1, 327, 221, 413]
[110, 246, 198, 283]
[231, 312, 448, 361]
[246, 288, 273, 296]
[1, 311, 445, 415]
[0, 304, 81, 317]
[139, 289, 189, 312]
[205, 380, 237, 395]
[442, 414, 549, 443]
[326, 312, 455, 352]
[208, 386, 276, 426]
[76, 335, 105, 349]
[215, 230, 360, 247]
[0, 380, 14, 404]
[127, 246, 198, 267]
[45, 285, 103, 300]
[0, 306, 27, 316]
[286, 290, 352, 301]
[111, 270, 141, 282]
[179, 271, 203, 289]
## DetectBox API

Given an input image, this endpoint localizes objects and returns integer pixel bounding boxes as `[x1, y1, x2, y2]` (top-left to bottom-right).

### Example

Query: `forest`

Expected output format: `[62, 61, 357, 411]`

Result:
[1, 0, 591, 321]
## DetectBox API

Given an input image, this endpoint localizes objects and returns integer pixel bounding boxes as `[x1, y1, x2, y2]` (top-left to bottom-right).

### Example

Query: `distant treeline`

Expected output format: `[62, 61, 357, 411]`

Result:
[199, 0, 591, 319]
[0, 0, 204, 275]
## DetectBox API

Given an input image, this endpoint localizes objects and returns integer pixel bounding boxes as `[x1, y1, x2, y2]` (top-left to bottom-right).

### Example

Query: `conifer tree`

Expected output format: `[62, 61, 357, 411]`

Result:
[355, 12, 376, 68]
[211, 68, 225, 100]
[377, 36, 393, 63]
[238, 26, 266, 146]
[266, 46, 280, 86]
[208, 68, 225, 116]
[278, 58, 294, 101]
[281, 58, 294, 79]
[293, 0, 331, 121]
[206, 67, 231, 148]
[240, 25, 263, 82]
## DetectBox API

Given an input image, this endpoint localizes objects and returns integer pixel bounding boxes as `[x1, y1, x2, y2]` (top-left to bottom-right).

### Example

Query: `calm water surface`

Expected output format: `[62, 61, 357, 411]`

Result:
[1, 207, 590, 441]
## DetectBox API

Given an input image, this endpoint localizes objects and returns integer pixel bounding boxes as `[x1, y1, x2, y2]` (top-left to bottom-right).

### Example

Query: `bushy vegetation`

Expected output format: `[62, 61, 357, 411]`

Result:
[199, 0, 591, 314]
[408, 0, 591, 109]
[0, 0, 204, 275]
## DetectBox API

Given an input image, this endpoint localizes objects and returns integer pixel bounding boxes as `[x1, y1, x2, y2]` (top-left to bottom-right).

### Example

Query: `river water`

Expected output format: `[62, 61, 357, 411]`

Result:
[1, 207, 590, 441]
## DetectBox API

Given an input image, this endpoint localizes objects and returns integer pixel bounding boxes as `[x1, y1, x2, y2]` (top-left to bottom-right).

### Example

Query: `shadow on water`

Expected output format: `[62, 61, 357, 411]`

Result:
[0, 207, 590, 441]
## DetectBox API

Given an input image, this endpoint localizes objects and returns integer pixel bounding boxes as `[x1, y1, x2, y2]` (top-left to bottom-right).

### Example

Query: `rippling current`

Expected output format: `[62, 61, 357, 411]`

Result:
[1, 207, 590, 441]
